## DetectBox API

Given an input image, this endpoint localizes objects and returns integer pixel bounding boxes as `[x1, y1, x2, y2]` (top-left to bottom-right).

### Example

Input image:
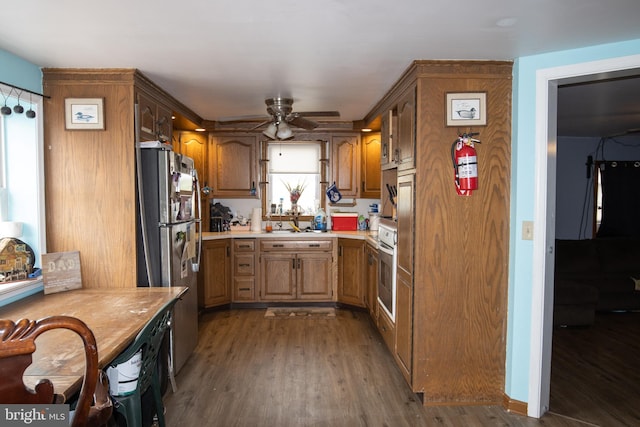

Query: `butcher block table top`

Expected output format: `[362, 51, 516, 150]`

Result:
[0, 287, 187, 401]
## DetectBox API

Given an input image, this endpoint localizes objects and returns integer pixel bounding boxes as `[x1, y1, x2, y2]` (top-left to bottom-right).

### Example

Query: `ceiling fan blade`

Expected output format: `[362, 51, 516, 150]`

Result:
[295, 111, 340, 118]
[249, 120, 272, 130]
[287, 114, 319, 130]
[217, 114, 270, 123]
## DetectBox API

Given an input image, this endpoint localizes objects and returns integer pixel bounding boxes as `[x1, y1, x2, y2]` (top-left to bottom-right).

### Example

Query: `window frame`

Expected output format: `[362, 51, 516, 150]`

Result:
[260, 139, 329, 221]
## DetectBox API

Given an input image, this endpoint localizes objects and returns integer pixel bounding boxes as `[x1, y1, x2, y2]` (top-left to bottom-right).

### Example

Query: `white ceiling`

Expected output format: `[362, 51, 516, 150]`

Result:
[2, 0, 640, 137]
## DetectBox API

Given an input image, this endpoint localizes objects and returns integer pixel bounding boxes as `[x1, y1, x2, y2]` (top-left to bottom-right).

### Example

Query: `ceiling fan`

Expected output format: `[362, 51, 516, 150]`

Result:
[218, 97, 340, 140]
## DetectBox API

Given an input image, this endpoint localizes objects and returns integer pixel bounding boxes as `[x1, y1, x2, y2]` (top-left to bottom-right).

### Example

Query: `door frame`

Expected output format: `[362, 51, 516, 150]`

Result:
[528, 53, 640, 418]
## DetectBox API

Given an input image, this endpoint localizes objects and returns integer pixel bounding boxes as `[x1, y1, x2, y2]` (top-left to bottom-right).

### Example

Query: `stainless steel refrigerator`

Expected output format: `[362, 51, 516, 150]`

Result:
[136, 141, 201, 376]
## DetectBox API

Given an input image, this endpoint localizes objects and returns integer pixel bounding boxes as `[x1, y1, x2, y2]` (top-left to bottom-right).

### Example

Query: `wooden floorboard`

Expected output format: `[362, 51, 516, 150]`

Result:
[550, 311, 640, 427]
[164, 308, 597, 426]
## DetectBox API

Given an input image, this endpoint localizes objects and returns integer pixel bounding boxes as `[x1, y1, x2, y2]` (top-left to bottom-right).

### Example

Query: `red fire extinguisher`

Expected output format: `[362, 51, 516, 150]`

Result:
[451, 133, 480, 196]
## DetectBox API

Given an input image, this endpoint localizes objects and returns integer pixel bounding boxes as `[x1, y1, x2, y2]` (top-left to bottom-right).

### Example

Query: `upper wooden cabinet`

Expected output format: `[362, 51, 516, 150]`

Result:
[173, 131, 210, 230]
[394, 87, 416, 171]
[380, 111, 395, 170]
[331, 134, 360, 198]
[137, 91, 172, 142]
[209, 134, 258, 198]
[361, 133, 381, 198]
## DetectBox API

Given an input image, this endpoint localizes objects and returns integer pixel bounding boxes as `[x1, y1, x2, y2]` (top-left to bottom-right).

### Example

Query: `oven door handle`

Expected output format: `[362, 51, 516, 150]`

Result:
[378, 243, 395, 256]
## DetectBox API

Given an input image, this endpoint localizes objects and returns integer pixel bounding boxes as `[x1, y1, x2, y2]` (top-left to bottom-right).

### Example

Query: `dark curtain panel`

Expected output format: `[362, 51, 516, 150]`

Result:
[597, 161, 640, 238]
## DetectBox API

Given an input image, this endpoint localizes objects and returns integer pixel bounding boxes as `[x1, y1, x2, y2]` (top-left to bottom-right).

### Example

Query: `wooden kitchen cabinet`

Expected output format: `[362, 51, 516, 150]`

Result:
[393, 87, 416, 171]
[361, 61, 512, 405]
[364, 241, 379, 319]
[337, 238, 365, 307]
[331, 134, 360, 198]
[361, 133, 381, 198]
[173, 131, 210, 231]
[380, 110, 396, 170]
[209, 134, 258, 198]
[259, 239, 334, 301]
[232, 239, 257, 302]
[200, 239, 231, 308]
[137, 90, 173, 142]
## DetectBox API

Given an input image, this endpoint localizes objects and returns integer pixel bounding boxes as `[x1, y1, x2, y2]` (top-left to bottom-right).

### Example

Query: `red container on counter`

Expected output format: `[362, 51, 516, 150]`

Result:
[330, 213, 358, 231]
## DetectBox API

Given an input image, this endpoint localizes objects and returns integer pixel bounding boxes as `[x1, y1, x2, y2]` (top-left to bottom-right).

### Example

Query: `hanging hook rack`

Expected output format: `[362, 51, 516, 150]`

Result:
[0, 80, 49, 99]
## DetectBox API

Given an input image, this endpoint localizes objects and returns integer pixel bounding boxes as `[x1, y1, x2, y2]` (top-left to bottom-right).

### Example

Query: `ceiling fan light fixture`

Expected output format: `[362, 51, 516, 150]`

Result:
[263, 122, 278, 139]
[276, 122, 293, 140]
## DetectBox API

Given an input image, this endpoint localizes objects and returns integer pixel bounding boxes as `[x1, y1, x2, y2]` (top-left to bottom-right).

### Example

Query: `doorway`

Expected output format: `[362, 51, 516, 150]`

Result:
[529, 54, 640, 418]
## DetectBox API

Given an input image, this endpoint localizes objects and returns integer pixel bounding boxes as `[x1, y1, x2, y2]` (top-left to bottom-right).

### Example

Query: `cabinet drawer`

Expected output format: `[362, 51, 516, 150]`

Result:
[234, 277, 255, 301]
[378, 307, 395, 353]
[234, 239, 256, 252]
[234, 254, 255, 275]
[260, 239, 333, 251]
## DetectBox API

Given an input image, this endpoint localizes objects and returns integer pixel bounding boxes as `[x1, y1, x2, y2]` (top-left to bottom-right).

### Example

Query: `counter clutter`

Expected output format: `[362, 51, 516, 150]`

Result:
[202, 229, 377, 245]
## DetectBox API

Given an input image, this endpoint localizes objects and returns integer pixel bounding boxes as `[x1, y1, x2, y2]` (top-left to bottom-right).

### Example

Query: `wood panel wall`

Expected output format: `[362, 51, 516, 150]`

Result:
[43, 69, 138, 289]
[413, 61, 512, 404]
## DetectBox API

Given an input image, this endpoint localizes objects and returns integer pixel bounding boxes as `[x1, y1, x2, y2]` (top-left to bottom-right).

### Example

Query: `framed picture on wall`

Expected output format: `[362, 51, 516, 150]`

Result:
[446, 92, 487, 126]
[65, 98, 105, 130]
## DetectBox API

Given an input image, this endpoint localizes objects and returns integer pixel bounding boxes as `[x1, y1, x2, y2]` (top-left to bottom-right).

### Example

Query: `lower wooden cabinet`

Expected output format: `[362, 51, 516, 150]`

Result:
[259, 239, 335, 301]
[337, 238, 365, 307]
[199, 239, 231, 308]
[364, 241, 379, 319]
[395, 269, 413, 383]
[232, 239, 257, 302]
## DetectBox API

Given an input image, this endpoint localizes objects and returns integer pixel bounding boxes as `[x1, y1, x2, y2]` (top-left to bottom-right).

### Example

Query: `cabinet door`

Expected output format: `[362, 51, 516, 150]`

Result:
[137, 92, 157, 141]
[210, 134, 258, 198]
[395, 87, 416, 171]
[297, 252, 333, 300]
[396, 173, 414, 277]
[361, 133, 381, 198]
[156, 103, 173, 143]
[201, 239, 231, 308]
[395, 269, 413, 383]
[260, 252, 296, 300]
[365, 243, 379, 318]
[174, 131, 209, 230]
[137, 92, 172, 142]
[337, 239, 365, 307]
[380, 111, 392, 169]
[331, 135, 360, 198]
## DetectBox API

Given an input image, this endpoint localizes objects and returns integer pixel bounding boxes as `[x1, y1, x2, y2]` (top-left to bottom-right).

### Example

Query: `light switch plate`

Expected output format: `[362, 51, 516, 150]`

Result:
[522, 221, 534, 240]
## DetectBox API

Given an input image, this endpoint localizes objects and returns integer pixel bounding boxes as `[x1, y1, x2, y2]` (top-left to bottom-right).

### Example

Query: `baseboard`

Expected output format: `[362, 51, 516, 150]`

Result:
[502, 393, 528, 416]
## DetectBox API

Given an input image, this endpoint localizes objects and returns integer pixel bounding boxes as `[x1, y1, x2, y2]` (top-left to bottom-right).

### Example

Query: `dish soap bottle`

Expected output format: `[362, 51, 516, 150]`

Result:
[314, 207, 327, 231]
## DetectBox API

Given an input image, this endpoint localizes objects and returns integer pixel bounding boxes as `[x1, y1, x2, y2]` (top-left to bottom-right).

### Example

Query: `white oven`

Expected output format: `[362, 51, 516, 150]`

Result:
[377, 220, 397, 322]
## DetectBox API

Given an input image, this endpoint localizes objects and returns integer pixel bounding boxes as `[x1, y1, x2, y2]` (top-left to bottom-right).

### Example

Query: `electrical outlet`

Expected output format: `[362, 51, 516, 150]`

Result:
[522, 221, 534, 240]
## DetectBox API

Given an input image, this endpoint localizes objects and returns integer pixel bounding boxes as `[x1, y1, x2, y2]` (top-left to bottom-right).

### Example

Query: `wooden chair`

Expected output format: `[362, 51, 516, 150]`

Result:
[0, 316, 113, 427]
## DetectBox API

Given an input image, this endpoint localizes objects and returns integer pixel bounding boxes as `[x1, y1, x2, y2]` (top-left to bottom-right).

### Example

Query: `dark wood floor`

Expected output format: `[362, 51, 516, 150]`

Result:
[163, 308, 630, 426]
[549, 311, 640, 426]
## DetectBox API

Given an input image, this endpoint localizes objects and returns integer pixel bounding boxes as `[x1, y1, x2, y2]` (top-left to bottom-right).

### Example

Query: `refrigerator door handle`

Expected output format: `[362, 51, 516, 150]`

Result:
[192, 169, 202, 272]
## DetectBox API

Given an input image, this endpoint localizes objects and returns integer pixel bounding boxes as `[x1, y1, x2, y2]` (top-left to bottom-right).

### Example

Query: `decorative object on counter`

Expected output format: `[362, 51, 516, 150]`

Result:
[326, 182, 342, 203]
[64, 98, 105, 130]
[41, 251, 82, 294]
[284, 180, 306, 214]
[0, 237, 35, 283]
